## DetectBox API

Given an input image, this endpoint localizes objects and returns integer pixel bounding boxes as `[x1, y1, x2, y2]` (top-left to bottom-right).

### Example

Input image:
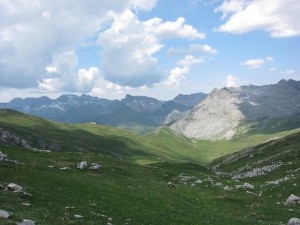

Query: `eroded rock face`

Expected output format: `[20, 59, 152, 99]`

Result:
[0, 128, 30, 148]
[171, 88, 245, 140]
[170, 80, 300, 140]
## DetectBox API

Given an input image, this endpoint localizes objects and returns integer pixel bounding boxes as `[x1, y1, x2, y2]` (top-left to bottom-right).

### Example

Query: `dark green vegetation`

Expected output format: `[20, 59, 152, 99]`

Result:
[0, 109, 300, 224]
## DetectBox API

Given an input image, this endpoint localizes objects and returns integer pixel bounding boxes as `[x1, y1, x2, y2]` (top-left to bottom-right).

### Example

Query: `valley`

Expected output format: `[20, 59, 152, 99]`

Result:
[1, 79, 300, 224]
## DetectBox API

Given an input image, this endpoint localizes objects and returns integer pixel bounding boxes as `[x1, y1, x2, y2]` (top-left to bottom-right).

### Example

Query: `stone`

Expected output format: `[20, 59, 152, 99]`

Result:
[74, 214, 83, 218]
[20, 192, 32, 200]
[17, 219, 35, 225]
[77, 161, 88, 169]
[0, 151, 7, 161]
[288, 218, 300, 225]
[0, 209, 10, 218]
[89, 163, 102, 170]
[167, 182, 177, 188]
[7, 183, 23, 192]
[285, 194, 300, 205]
[60, 167, 71, 170]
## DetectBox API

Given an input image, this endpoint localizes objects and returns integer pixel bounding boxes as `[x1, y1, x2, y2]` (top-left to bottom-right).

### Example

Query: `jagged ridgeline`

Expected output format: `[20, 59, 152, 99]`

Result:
[0, 93, 207, 134]
[170, 79, 300, 140]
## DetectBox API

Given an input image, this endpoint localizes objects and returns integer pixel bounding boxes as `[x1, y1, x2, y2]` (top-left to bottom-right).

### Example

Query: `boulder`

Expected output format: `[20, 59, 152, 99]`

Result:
[7, 183, 23, 192]
[288, 218, 300, 225]
[77, 161, 88, 169]
[0, 209, 10, 218]
[17, 219, 36, 225]
[89, 163, 102, 170]
[285, 194, 300, 205]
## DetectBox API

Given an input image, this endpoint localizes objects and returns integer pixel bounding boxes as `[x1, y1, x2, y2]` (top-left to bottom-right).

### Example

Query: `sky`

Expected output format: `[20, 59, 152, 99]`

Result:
[0, 0, 300, 102]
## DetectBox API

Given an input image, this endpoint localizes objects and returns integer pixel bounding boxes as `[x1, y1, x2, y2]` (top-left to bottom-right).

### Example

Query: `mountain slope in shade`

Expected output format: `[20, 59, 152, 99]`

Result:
[0, 93, 206, 134]
[170, 79, 300, 140]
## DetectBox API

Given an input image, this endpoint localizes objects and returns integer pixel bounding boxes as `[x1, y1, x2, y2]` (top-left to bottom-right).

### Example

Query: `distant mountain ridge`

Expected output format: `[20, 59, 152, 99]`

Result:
[170, 79, 300, 140]
[0, 92, 206, 133]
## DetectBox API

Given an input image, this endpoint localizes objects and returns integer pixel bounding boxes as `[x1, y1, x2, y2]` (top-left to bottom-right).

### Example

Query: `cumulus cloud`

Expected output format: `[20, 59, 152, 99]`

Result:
[215, 0, 300, 38]
[178, 55, 204, 67]
[240, 56, 273, 69]
[0, 0, 160, 91]
[167, 44, 217, 56]
[97, 9, 205, 87]
[160, 67, 190, 87]
[226, 75, 238, 87]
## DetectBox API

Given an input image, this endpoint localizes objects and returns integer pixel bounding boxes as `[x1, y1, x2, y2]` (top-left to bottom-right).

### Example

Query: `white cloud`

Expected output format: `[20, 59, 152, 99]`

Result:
[167, 44, 217, 56]
[129, 0, 157, 11]
[0, 0, 157, 91]
[240, 56, 273, 69]
[144, 17, 205, 40]
[214, 0, 249, 19]
[215, 0, 300, 38]
[160, 67, 190, 87]
[178, 55, 204, 67]
[97, 10, 205, 87]
[281, 69, 295, 75]
[226, 75, 238, 87]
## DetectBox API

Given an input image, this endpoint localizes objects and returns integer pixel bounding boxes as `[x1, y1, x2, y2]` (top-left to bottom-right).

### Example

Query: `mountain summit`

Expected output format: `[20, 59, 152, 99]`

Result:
[170, 79, 300, 140]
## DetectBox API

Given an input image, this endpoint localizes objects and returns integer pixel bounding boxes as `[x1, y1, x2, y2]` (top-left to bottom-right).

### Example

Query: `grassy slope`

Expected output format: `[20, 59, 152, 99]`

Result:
[0, 109, 164, 164]
[1, 109, 300, 165]
[1, 139, 299, 225]
[145, 126, 300, 164]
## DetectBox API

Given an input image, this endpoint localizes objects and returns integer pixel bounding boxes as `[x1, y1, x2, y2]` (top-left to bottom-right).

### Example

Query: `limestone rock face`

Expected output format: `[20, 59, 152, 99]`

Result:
[171, 88, 245, 140]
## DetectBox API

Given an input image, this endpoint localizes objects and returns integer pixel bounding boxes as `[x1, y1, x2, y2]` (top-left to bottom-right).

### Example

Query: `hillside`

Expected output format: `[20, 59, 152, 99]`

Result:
[170, 79, 300, 140]
[0, 131, 299, 224]
[1, 109, 300, 166]
[0, 109, 164, 163]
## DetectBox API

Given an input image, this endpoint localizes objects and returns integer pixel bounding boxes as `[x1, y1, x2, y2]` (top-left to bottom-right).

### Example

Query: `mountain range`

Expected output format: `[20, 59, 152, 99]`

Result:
[0, 93, 206, 134]
[171, 79, 300, 140]
[1, 79, 300, 139]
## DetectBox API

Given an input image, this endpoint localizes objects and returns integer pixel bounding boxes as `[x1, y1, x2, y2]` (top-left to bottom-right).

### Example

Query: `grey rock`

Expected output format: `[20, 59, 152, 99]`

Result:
[74, 214, 83, 218]
[0, 128, 30, 148]
[89, 163, 102, 170]
[288, 218, 300, 225]
[285, 194, 300, 205]
[77, 161, 88, 169]
[60, 167, 71, 170]
[0, 209, 10, 218]
[17, 219, 36, 225]
[0, 151, 7, 161]
[167, 182, 177, 188]
[7, 183, 23, 192]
